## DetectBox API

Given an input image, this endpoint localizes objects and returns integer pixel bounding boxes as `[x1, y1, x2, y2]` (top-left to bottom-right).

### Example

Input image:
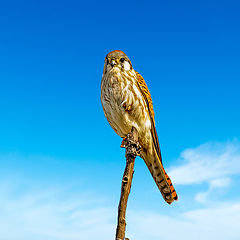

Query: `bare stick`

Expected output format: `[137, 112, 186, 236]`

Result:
[115, 127, 141, 240]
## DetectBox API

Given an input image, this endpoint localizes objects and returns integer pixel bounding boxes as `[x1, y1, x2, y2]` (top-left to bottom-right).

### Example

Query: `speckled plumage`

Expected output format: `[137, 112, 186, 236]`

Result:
[101, 50, 178, 204]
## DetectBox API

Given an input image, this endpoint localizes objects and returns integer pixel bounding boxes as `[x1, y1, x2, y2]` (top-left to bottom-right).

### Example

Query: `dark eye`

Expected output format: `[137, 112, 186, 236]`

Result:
[106, 58, 109, 65]
[120, 58, 125, 63]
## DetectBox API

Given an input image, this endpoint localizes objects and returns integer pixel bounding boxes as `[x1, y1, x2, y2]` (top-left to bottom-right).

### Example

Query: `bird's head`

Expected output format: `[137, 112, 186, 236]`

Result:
[103, 50, 132, 74]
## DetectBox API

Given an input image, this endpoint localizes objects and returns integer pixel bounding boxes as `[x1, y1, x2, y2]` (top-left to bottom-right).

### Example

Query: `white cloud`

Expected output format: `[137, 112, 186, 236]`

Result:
[169, 140, 240, 185]
[195, 177, 231, 203]
[1, 141, 240, 240]
[0, 181, 115, 240]
[168, 140, 240, 204]
[1, 178, 240, 240]
[127, 202, 240, 240]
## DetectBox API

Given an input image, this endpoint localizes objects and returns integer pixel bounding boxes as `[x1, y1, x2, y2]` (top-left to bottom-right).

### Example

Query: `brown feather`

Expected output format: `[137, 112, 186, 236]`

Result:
[135, 71, 178, 203]
[135, 71, 161, 162]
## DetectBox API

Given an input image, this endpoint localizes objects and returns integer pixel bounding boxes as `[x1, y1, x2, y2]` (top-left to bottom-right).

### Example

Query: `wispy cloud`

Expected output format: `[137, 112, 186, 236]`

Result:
[0, 180, 115, 240]
[1, 140, 240, 240]
[1, 178, 240, 240]
[169, 140, 240, 185]
[168, 140, 240, 204]
[128, 202, 240, 240]
[195, 177, 231, 203]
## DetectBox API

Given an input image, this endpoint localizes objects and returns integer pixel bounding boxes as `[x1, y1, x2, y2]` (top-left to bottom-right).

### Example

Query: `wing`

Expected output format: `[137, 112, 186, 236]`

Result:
[135, 71, 178, 203]
[135, 71, 162, 163]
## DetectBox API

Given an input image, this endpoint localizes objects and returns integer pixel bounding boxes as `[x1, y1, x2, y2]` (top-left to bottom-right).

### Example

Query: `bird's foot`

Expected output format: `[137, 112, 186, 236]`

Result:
[120, 137, 127, 148]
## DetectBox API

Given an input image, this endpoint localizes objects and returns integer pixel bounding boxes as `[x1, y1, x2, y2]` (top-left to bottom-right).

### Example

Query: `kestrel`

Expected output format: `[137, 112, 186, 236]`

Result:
[101, 50, 178, 204]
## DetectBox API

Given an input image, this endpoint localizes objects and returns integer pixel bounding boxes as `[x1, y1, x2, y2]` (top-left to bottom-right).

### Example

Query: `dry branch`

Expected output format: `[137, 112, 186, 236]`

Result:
[115, 127, 141, 240]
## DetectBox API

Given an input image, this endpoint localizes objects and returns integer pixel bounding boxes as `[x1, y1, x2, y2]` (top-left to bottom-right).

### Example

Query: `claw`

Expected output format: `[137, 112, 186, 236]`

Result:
[120, 137, 127, 148]
[126, 105, 131, 112]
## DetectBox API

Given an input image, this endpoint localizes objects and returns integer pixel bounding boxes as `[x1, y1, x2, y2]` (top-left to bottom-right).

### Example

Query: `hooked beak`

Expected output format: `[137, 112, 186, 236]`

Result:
[111, 60, 116, 67]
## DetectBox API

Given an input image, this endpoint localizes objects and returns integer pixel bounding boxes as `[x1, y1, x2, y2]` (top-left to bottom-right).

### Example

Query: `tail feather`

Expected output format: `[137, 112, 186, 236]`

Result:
[142, 148, 178, 204]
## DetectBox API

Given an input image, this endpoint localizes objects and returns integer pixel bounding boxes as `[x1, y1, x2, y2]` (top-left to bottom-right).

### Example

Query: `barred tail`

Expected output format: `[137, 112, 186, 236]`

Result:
[143, 148, 178, 204]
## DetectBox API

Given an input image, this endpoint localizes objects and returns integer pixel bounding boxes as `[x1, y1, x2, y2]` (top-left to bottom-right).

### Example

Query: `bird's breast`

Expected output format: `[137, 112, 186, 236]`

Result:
[101, 69, 152, 147]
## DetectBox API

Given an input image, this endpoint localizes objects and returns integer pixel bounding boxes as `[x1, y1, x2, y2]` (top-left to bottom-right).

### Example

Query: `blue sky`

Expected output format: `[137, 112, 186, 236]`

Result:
[0, 0, 240, 239]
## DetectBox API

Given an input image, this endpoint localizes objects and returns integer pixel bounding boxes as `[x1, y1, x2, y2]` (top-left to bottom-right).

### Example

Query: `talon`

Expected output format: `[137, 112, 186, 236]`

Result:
[126, 105, 131, 111]
[120, 137, 127, 148]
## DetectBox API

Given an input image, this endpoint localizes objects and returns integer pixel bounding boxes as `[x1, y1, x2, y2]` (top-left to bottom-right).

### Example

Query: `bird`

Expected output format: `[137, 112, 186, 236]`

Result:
[101, 50, 178, 204]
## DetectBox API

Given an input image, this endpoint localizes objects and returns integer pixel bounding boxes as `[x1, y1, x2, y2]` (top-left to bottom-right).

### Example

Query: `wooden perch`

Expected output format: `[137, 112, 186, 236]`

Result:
[115, 127, 141, 240]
